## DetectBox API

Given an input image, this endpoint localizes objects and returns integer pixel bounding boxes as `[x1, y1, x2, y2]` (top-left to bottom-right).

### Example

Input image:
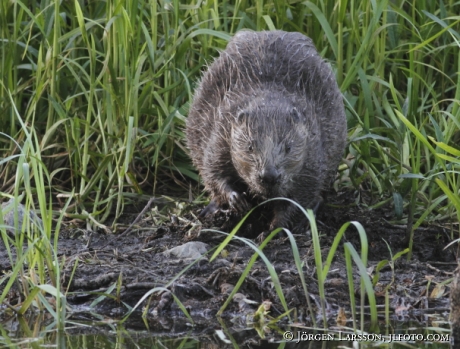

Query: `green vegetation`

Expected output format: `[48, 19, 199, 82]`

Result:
[1, 0, 459, 338]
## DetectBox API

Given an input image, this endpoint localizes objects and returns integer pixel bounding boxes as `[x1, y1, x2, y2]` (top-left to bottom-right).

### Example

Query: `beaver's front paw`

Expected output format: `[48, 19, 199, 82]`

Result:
[227, 190, 250, 212]
[199, 190, 249, 218]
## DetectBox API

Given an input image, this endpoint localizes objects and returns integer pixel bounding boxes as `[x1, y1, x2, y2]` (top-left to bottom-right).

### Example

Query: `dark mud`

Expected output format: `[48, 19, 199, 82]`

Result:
[0, 189, 456, 344]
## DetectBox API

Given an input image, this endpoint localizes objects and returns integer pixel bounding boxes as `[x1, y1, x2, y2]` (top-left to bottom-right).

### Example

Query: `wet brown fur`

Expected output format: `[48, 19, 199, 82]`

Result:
[186, 30, 347, 232]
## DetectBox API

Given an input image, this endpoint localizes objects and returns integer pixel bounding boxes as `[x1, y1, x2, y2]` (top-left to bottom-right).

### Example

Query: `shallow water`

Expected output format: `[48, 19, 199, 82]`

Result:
[0, 312, 452, 349]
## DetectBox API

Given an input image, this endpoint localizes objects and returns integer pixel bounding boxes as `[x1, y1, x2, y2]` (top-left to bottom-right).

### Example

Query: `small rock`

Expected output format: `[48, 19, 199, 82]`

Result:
[220, 283, 234, 295]
[163, 241, 208, 260]
[1, 198, 43, 234]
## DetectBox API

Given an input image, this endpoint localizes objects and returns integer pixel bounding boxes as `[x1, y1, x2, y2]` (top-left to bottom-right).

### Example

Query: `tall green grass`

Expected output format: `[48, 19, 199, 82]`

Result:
[0, 118, 69, 327]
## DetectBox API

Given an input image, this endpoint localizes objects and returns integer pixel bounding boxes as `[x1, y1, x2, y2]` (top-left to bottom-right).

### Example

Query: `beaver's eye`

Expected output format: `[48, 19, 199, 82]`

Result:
[248, 140, 255, 152]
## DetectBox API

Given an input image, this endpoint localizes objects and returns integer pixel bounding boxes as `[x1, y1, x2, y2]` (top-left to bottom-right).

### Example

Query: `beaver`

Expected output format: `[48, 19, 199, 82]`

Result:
[186, 30, 347, 233]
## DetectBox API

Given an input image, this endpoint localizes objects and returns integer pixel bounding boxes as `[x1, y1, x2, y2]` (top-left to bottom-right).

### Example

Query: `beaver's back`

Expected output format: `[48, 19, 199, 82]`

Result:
[187, 31, 345, 178]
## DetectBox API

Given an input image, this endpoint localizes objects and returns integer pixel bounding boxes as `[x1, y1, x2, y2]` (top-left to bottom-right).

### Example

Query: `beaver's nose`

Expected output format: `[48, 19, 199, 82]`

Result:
[259, 166, 281, 185]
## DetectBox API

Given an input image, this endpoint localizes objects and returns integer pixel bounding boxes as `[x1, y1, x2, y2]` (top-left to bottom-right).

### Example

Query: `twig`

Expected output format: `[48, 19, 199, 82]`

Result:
[117, 197, 156, 238]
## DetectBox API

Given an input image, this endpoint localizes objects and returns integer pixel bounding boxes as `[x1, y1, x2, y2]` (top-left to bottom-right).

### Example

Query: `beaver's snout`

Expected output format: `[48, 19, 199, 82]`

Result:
[258, 166, 281, 186]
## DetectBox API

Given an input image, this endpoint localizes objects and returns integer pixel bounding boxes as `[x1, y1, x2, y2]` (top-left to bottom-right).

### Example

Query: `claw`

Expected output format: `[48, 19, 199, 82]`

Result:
[312, 197, 323, 213]
[228, 191, 249, 212]
[199, 200, 220, 218]
[228, 191, 240, 206]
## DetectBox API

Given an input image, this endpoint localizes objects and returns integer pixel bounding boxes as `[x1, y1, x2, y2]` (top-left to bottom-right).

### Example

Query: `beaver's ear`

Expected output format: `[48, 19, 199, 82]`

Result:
[290, 107, 303, 123]
[236, 110, 249, 124]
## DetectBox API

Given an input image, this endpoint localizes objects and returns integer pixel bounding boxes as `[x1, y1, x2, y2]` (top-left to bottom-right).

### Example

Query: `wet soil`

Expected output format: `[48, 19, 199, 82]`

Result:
[0, 189, 456, 344]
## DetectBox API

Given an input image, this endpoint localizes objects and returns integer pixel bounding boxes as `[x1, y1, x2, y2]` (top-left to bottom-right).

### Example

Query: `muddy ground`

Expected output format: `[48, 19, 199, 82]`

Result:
[0, 189, 456, 345]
